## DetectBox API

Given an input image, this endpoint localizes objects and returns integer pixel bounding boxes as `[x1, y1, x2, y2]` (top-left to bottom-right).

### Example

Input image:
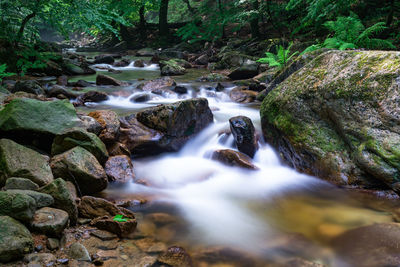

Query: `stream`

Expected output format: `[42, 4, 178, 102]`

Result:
[71, 54, 400, 266]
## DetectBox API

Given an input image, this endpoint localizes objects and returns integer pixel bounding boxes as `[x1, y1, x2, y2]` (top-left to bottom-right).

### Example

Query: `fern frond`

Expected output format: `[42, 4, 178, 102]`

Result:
[339, 42, 356, 50]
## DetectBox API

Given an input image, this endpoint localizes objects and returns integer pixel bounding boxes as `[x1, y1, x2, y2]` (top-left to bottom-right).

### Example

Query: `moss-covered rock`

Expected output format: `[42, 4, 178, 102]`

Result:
[0, 191, 37, 223]
[52, 128, 108, 165]
[0, 99, 80, 150]
[50, 146, 108, 195]
[0, 216, 33, 263]
[38, 178, 78, 226]
[160, 60, 186, 76]
[260, 50, 400, 192]
[6, 190, 53, 208]
[0, 139, 54, 186]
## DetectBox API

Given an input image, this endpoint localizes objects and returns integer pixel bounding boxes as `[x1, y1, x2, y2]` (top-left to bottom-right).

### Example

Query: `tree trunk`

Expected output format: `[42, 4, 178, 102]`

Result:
[16, 12, 36, 44]
[159, 0, 169, 38]
[386, 0, 395, 26]
[183, 0, 195, 14]
[139, 4, 146, 39]
[250, 0, 260, 39]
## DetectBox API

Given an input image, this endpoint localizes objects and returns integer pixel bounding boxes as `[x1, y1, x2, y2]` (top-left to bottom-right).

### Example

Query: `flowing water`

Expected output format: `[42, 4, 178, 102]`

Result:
[74, 56, 400, 266]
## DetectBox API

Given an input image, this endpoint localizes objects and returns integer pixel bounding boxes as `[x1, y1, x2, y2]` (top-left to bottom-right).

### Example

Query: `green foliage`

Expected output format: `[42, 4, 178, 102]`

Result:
[0, 64, 15, 82]
[303, 15, 395, 53]
[15, 47, 57, 76]
[113, 214, 129, 222]
[257, 42, 299, 70]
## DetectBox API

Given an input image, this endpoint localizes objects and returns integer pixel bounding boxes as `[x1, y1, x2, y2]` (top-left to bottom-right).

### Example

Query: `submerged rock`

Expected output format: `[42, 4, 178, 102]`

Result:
[0, 216, 33, 263]
[261, 50, 400, 191]
[157, 246, 193, 267]
[0, 138, 54, 186]
[50, 146, 108, 195]
[68, 242, 91, 261]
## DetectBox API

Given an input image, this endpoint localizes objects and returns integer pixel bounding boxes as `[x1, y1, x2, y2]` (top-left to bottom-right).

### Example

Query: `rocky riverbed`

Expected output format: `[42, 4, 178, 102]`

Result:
[1, 44, 400, 267]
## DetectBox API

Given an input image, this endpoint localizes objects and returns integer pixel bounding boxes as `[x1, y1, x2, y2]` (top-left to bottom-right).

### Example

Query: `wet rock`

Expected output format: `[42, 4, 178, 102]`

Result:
[108, 68, 122, 74]
[79, 116, 103, 135]
[137, 76, 176, 93]
[0, 216, 33, 263]
[94, 55, 115, 65]
[4, 177, 39, 190]
[0, 98, 80, 150]
[52, 127, 109, 165]
[68, 242, 91, 261]
[136, 48, 156, 57]
[215, 51, 256, 69]
[78, 196, 135, 219]
[331, 223, 400, 266]
[173, 86, 188, 94]
[105, 155, 134, 183]
[57, 75, 68, 86]
[31, 207, 69, 237]
[12, 80, 45, 95]
[129, 93, 151, 103]
[160, 60, 186, 76]
[229, 87, 258, 103]
[39, 178, 78, 225]
[261, 50, 400, 189]
[133, 98, 213, 154]
[72, 80, 93, 87]
[229, 116, 258, 158]
[24, 253, 56, 266]
[145, 213, 177, 226]
[114, 59, 130, 67]
[0, 139, 54, 187]
[0, 191, 36, 223]
[46, 238, 60, 250]
[194, 54, 209, 65]
[88, 110, 120, 145]
[215, 82, 225, 92]
[47, 85, 78, 99]
[75, 91, 108, 106]
[227, 60, 259, 80]
[134, 59, 145, 67]
[212, 149, 258, 170]
[118, 116, 163, 156]
[6, 189, 53, 208]
[96, 74, 127, 86]
[50, 146, 108, 195]
[90, 215, 137, 238]
[90, 229, 118, 241]
[107, 142, 131, 157]
[197, 73, 230, 82]
[136, 237, 167, 253]
[157, 246, 193, 267]
[62, 60, 96, 75]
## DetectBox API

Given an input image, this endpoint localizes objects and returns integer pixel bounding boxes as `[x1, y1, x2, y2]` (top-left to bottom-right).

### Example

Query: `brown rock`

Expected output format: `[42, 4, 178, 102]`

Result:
[107, 142, 131, 157]
[134, 60, 145, 67]
[88, 110, 120, 144]
[96, 74, 127, 86]
[57, 75, 68, 86]
[105, 155, 134, 183]
[212, 149, 258, 170]
[137, 76, 176, 93]
[229, 87, 258, 103]
[90, 216, 137, 238]
[157, 246, 193, 267]
[78, 196, 135, 219]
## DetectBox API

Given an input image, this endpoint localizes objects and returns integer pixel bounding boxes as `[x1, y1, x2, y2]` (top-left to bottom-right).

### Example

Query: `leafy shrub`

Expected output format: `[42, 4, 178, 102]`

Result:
[257, 42, 299, 70]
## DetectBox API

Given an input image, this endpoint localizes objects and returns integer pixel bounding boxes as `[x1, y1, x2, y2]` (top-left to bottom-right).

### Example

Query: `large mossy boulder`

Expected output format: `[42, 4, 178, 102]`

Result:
[0, 191, 37, 223]
[50, 146, 108, 195]
[52, 128, 109, 165]
[0, 139, 54, 186]
[0, 216, 34, 263]
[160, 59, 186, 76]
[0, 99, 80, 150]
[260, 50, 400, 192]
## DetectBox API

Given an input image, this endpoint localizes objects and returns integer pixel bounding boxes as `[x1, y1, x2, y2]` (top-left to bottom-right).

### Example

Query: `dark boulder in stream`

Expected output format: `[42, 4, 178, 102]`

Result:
[261, 50, 400, 193]
[229, 116, 258, 158]
[119, 98, 213, 156]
